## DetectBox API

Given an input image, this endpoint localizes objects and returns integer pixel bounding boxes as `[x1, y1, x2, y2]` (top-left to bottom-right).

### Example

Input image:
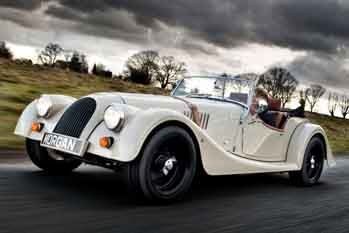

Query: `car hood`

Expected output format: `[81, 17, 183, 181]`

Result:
[88, 92, 188, 112]
[88, 92, 245, 121]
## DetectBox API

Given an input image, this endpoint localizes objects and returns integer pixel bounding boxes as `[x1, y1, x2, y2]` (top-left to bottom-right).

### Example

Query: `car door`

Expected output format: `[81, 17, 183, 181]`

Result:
[241, 115, 289, 162]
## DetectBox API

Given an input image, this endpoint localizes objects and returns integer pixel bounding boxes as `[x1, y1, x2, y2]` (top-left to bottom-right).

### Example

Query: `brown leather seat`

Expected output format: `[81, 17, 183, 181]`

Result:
[268, 98, 281, 111]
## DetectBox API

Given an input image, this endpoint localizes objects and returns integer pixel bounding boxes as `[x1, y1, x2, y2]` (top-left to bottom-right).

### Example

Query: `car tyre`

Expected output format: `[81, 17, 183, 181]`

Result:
[127, 126, 197, 203]
[26, 139, 82, 174]
[289, 137, 325, 186]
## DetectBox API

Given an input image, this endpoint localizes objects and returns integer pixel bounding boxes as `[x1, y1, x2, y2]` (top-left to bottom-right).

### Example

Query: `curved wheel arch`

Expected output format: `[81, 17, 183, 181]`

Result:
[286, 123, 335, 169]
[312, 133, 327, 160]
[138, 120, 206, 176]
[127, 125, 199, 201]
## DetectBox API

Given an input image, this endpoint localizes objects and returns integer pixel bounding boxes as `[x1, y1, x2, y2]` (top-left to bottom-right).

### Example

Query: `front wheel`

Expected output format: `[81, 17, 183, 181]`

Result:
[127, 126, 198, 202]
[26, 139, 82, 174]
[289, 137, 325, 186]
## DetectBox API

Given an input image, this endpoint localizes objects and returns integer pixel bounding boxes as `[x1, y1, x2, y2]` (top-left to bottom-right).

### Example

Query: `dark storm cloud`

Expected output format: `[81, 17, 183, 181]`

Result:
[45, 5, 149, 44]
[287, 53, 349, 91]
[51, 0, 253, 48]
[2, 0, 349, 54]
[45, 0, 349, 54]
[44, 5, 82, 22]
[0, 0, 43, 10]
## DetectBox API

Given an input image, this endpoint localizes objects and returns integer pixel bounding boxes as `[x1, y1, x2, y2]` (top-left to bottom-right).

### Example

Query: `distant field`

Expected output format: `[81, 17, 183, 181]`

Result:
[0, 58, 348, 154]
[306, 112, 349, 154]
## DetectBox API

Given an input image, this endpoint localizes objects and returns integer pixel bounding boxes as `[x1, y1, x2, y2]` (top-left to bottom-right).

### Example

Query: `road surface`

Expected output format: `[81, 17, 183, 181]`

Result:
[0, 152, 348, 233]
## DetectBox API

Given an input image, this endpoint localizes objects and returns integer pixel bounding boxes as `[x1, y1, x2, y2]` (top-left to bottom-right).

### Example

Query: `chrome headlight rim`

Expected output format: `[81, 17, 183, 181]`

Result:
[36, 95, 53, 118]
[104, 106, 125, 131]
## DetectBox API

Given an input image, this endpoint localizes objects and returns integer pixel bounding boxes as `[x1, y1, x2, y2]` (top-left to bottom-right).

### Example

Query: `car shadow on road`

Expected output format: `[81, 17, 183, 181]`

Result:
[15, 164, 317, 206]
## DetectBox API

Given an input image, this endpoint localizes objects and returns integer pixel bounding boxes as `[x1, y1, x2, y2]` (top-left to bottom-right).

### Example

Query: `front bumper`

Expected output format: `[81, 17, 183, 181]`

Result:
[28, 121, 122, 162]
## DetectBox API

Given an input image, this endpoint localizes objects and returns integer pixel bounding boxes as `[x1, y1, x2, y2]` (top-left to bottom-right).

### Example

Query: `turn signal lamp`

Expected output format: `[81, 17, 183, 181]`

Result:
[100, 137, 114, 149]
[31, 122, 43, 132]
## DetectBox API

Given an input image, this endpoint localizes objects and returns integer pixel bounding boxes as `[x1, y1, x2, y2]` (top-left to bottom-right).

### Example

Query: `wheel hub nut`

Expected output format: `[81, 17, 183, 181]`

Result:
[310, 156, 315, 169]
[162, 157, 177, 176]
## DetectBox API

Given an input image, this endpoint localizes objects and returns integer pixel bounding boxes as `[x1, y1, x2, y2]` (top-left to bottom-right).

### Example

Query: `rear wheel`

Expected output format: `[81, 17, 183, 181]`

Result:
[26, 139, 82, 174]
[289, 137, 325, 186]
[127, 126, 197, 202]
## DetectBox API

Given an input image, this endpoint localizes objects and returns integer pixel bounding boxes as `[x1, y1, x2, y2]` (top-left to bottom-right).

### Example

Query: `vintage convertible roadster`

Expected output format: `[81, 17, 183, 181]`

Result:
[15, 75, 335, 201]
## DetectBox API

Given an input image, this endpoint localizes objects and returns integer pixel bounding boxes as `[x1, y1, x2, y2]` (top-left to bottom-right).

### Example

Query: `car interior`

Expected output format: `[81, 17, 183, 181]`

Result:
[256, 96, 305, 131]
[265, 97, 288, 131]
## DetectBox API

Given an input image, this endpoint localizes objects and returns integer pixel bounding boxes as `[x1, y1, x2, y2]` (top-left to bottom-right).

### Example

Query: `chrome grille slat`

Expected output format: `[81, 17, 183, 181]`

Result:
[53, 97, 96, 138]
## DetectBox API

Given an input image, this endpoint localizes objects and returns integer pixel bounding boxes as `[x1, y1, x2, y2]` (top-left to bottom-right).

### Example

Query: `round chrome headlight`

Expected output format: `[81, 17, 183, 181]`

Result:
[36, 96, 53, 117]
[104, 106, 125, 131]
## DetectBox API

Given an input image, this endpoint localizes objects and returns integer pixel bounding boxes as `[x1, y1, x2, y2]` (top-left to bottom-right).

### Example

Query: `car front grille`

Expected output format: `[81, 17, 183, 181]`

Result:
[53, 97, 96, 138]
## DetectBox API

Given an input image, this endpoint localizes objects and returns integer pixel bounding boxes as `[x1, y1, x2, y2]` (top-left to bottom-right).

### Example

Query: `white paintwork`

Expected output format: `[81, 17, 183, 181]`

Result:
[242, 116, 307, 162]
[14, 95, 76, 141]
[15, 88, 335, 175]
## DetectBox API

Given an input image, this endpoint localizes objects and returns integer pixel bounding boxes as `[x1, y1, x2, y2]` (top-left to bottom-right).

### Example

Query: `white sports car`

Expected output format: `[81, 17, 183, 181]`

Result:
[15, 75, 335, 202]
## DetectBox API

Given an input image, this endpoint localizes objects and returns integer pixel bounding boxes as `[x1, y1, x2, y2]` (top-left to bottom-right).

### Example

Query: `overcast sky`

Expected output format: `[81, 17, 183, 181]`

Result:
[1, 0, 349, 93]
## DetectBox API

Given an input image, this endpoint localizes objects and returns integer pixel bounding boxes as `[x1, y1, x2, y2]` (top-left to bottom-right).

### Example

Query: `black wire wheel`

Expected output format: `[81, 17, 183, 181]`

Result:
[289, 136, 325, 186]
[26, 139, 82, 174]
[127, 126, 198, 202]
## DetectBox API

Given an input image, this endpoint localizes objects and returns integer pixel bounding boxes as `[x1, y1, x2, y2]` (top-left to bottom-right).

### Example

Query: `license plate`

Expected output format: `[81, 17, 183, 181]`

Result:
[40, 133, 88, 156]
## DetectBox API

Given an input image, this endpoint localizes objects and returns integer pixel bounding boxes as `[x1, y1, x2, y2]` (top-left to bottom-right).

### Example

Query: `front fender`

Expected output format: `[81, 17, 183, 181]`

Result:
[87, 107, 201, 162]
[14, 95, 76, 139]
[286, 122, 335, 169]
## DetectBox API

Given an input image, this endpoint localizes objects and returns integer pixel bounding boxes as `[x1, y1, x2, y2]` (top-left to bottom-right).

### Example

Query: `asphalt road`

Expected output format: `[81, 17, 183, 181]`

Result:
[0, 153, 348, 233]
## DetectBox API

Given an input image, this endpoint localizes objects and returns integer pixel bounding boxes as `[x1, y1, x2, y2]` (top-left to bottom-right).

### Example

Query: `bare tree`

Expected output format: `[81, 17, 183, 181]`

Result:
[328, 92, 339, 117]
[305, 84, 326, 112]
[69, 51, 89, 73]
[92, 63, 106, 75]
[258, 68, 299, 108]
[298, 90, 306, 109]
[339, 95, 349, 119]
[125, 50, 159, 85]
[38, 43, 63, 66]
[92, 63, 112, 78]
[155, 56, 186, 89]
[0, 41, 13, 59]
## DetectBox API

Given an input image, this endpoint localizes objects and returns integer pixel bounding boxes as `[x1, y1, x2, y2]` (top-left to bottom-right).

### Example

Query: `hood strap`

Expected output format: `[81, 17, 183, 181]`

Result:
[172, 96, 201, 126]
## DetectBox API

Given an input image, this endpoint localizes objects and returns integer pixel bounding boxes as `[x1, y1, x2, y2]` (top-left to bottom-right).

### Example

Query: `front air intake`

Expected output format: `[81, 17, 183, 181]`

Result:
[53, 97, 96, 138]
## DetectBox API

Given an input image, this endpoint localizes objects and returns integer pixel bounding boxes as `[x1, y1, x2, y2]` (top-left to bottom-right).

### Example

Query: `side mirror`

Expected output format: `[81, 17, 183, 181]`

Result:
[256, 99, 268, 114]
